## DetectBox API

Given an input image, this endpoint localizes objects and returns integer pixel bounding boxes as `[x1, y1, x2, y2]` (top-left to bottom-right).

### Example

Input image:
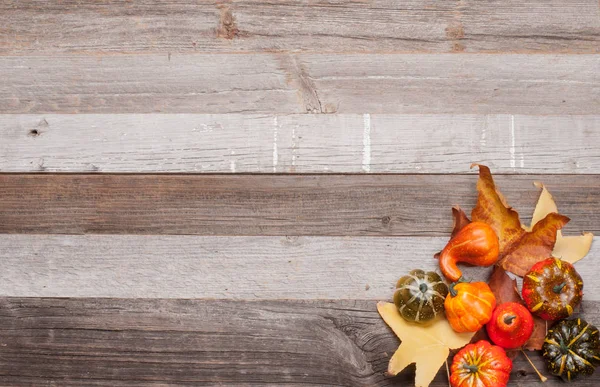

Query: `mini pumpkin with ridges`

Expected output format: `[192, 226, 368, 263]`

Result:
[542, 318, 600, 382]
[394, 269, 448, 324]
[522, 258, 583, 321]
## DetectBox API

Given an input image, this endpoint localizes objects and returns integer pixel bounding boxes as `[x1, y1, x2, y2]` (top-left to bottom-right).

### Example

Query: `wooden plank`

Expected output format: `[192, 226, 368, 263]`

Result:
[1, 297, 599, 386]
[2, 114, 600, 173]
[1, 1, 599, 55]
[1, 54, 598, 114]
[0, 174, 598, 236]
[0, 235, 598, 299]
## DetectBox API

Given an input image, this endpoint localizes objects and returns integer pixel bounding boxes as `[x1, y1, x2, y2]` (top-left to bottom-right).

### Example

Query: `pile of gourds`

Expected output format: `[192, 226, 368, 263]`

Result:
[393, 222, 599, 386]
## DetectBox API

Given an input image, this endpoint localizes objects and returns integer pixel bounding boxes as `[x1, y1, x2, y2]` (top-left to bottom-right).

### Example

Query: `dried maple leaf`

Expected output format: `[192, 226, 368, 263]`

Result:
[450, 205, 471, 238]
[377, 302, 474, 387]
[525, 182, 593, 264]
[471, 164, 570, 276]
[486, 266, 547, 350]
[487, 265, 521, 305]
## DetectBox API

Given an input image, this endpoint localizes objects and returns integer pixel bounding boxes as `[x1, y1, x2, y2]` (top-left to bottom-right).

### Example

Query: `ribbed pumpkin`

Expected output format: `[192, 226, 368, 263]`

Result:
[543, 318, 600, 382]
[445, 281, 496, 333]
[393, 269, 448, 324]
[522, 258, 583, 321]
[450, 340, 512, 387]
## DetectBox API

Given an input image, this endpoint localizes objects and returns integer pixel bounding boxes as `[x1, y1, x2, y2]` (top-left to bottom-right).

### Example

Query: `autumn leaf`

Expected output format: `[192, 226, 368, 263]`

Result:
[377, 302, 474, 387]
[486, 266, 547, 351]
[526, 182, 593, 264]
[450, 206, 471, 238]
[471, 164, 569, 276]
[487, 265, 521, 305]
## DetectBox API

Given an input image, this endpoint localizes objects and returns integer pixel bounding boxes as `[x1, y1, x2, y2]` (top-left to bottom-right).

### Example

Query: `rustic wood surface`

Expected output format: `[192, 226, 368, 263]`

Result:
[2, 298, 600, 386]
[0, 174, 598, 235]
[2, 54, 599, 114]
[2, 0, 599, 385]
[2, 114, 600, 173]
[0, 235, 598, 300]
[2, 0, 599, 54]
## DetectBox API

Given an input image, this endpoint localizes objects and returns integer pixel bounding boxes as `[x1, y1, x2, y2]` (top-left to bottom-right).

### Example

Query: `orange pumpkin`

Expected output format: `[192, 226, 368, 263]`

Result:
[445, 281, 496, 333]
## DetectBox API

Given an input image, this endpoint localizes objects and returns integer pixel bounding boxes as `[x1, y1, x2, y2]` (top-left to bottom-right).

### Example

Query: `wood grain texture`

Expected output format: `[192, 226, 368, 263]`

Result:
[1, 0, 599, 54]
[1, 297, 599, 386]
[0, 235, 597, 299]
[2, 114, 600, 173]
[0, 174, 598, 236]
[2, 54, 598, 114]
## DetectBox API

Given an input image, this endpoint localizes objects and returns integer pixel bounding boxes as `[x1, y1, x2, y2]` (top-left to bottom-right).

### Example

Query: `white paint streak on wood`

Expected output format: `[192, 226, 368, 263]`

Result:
[230, 150, 236, 173]
[0, 235, 598, 300]
[273, 116, 279, 172]
[510, 114, 516, 170]
[362, 113, 371, 173]
[291, 124, 297, 167]
[2, 114, 600, 173]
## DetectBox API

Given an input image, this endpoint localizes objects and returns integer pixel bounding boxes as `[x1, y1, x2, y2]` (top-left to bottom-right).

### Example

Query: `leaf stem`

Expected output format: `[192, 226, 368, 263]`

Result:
[521, 349, 548, 382]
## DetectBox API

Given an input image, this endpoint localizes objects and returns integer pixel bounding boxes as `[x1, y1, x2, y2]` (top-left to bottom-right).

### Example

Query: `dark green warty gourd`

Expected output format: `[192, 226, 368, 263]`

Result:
[393, 269, 448, 324]
[542, 318, 600, 382]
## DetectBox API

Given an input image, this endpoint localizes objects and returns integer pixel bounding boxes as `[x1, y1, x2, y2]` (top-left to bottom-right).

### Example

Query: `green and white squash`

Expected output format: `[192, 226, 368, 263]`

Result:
[543, 318, 600, 382]
[393, 269, 448, 324]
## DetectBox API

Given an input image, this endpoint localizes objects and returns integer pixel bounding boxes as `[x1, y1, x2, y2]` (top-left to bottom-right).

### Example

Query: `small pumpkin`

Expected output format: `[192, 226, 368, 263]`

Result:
[438, 221, 500, 282]
[393, 269, 448, 324]
[522, 258, 583, 321]
[445, 281, 496, 333]
[542, 318, 600, 382]
[486, 302, 534, 349]
[450, 340, 512, 387]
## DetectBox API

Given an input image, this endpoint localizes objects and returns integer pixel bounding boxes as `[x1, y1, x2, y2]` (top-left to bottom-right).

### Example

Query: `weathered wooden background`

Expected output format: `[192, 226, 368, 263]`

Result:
[1, 1, 599, 386]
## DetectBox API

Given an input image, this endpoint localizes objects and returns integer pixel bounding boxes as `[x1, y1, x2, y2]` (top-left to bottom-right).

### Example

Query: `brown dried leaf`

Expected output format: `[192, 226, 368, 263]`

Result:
[450, 206, 471, 238]
[524, 319, 548, 351]
[487, 266, 521, 305]
[471, 165, 570, 276]
[501, 213, 570, 276]
[471, 164, 524, 253]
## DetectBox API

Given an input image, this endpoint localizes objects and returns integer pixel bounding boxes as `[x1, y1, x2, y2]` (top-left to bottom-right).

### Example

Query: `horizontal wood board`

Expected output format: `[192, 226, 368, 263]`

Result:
[0, 235, 597, 299]
[2, 54, 599, 114]
[2, 0, 599, 54]
[2, 297, 600, 386]
[0, 174, 598, 236]
[2, 114, 600, 173]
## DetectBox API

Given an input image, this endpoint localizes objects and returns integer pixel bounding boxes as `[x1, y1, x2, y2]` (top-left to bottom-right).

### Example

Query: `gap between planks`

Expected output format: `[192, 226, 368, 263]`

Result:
[1, 114, 600, 173]
[0, 235, 598, 300]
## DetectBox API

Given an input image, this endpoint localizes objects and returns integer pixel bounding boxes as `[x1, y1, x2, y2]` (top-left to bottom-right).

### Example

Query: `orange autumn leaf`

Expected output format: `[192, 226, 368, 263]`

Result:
[470, 164, 569, 276]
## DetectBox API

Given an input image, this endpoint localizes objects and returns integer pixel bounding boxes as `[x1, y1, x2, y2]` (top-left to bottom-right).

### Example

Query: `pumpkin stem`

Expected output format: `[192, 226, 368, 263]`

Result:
[449, 282, 458, 297]
[419, 283, 428, 293]
[559, 339, 569, 354]
[521, 350, 548, 382]
[503, 314, 517, 325]
[553, 282, 566, 294]
[462, 364, 479, 373]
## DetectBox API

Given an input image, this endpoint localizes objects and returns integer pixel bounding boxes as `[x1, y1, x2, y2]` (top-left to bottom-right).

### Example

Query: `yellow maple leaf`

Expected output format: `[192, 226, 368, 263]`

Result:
[377, 302, 474, 387]
[525, 182, 593, 264]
